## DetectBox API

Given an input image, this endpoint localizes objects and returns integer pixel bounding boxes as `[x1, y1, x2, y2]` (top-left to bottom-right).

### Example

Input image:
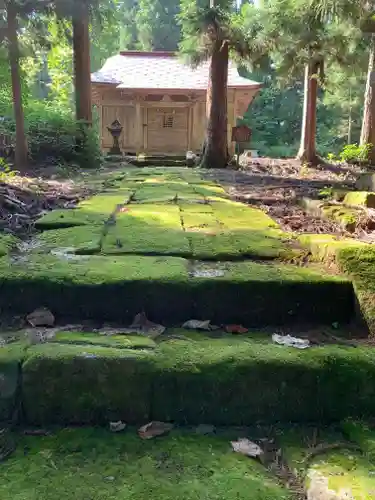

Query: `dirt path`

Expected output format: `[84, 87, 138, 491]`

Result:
[205, 158, 374, 238]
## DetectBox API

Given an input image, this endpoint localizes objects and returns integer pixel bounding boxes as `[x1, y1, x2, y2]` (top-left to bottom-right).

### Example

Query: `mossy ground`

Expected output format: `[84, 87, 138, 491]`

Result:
[0, 234, 19, 256]
[343, 190, 375, 208]
[0, 428, 291, 500]
[278, 422, 375, 499]
[33, 167, 297, 260]
[321, 204, 359, 231]
[6, 165, 354, 327]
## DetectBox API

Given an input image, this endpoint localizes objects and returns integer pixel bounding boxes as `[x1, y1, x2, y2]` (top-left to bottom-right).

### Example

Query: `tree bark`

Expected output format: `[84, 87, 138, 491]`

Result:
[200, 39, 229, 169]
[7, 0, 27, 170]
[296, 62, 319, 166]
[73, 2, 92, 125]
[360, 35, 375, 165]
[360, 35, 375, 145]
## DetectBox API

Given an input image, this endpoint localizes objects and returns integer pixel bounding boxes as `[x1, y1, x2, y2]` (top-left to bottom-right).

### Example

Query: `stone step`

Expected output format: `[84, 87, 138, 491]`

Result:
[2, 330, 375, 426]
[0, 254, 353, 326]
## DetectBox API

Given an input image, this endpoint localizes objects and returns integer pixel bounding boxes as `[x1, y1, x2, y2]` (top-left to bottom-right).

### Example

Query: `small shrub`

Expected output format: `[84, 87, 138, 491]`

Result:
[0, 100, 102, 169]
[0, 157, 18, 181]
[339, 143, 372, 164]
[326, 152, 337, 162]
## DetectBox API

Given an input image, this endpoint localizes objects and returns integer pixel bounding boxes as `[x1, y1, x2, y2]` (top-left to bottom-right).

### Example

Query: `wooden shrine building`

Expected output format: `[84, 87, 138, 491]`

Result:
[91, 51, 261, 156]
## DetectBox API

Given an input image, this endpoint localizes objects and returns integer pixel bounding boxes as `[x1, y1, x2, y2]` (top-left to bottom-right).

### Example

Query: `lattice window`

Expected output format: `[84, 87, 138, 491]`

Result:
[162, 114, 174, 128]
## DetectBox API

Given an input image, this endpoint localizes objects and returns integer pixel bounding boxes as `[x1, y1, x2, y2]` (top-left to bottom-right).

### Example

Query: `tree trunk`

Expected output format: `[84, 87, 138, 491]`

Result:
[296, 62, 319, 166]
[360, 35, 375, 164]
[73, 2, 92, 125]
[7, 0, 27, 170]
[200, 40, 229, 169]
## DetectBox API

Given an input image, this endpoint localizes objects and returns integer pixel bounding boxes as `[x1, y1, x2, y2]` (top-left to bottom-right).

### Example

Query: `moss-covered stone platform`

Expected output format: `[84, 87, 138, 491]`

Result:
[0, 167, 357, 327]
[2, 330, 375, 426]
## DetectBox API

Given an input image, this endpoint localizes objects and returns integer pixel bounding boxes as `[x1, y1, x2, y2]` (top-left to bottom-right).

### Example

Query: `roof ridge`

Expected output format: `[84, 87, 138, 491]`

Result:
[119, 51, 176, 57]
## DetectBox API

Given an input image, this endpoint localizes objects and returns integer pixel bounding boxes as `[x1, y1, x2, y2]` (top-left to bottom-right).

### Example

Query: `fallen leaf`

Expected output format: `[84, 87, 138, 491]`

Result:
[27, 307, 55, 327]
[138, 421, 174, 440]
[195, 424, 215, 435]
[129, 312, 165, 338]
[272, 334, 310, 349]
[225, 324, 248, 334]
[182, 319, 212, 331]
[231, 438, 263, 458]
[109, 421, 126, 433]
[23, 429, 51, 436]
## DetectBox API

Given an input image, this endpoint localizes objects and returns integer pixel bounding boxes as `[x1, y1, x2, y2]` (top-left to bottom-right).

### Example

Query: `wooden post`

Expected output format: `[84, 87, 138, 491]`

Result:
[143, 107, 148, 153]
[188, 106, 193, 150]
[135, 99, 143, 153]
[73, 2, 92, 125]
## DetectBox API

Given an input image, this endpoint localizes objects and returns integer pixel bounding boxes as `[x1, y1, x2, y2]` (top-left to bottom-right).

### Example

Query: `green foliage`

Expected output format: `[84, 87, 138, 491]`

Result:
[136, 0, 181, 51]
[0, 98, 101, 167]
[339, 143, 372, 164]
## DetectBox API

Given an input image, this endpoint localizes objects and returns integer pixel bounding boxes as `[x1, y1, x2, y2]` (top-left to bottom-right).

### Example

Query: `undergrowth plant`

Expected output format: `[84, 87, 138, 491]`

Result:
[0, 97, 102, 169]
[339, 143, 372, 164]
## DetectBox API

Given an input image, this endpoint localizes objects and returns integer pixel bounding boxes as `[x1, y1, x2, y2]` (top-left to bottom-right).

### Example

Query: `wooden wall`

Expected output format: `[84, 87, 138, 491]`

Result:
[92, 85, 259, 155]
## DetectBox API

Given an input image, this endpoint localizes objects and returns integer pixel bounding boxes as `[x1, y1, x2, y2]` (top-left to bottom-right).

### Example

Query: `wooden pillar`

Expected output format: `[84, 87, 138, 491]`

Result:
[143, 107, 148, 153]
[135, 99, 143, 153]
[188, 106, 194, 151]
[73, 2, 92, 125]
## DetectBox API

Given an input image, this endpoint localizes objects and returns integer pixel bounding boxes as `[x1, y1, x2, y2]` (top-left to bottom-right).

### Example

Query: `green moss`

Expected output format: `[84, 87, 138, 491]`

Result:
[0, 254, 353, 326]
[132, 185, 181, 203]
[181, 212, 219, 230]
[307, 450, 375, 499]
[0, 429, 291, 500]
[35, 191, 134, 230]
[182, 205, 296, 260]
[341, 420, 375, 463]
[22, 343, 153, 424]
[278, 425, 375, 499]
[0, 342, 26, 423]
[322, 205, 359, 231]
[35, 208, 107, 229]
[102, 204, 190, 256]
[337, 246, 375, 334]
[52, 331, 156, 349]
[299, 234, 365, 263]
[20, 335, 375, 425]
[36, 226, 103, 254]
[78, 191, 133, 213]
[0, 234, 18, 256]
[178, 202, 213, 213]
[0, 254, 191, 324]
[344, 191, 375, 208]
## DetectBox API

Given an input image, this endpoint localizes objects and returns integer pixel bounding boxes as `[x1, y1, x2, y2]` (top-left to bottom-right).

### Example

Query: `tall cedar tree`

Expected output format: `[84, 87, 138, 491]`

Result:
[6, 0, 27, 169]
[2, 0, 55, 170]
[311, 0, 375, 162]
[179, 0, 255, 169]
[242, 0, 362, 165]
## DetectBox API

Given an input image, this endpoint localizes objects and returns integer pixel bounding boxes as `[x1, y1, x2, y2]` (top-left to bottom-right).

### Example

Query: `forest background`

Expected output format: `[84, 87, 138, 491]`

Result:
[0, 0, 366, 164]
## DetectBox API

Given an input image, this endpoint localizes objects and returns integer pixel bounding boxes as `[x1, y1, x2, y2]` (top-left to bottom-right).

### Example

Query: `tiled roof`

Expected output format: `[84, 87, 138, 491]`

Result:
[91, 51, 261, 90]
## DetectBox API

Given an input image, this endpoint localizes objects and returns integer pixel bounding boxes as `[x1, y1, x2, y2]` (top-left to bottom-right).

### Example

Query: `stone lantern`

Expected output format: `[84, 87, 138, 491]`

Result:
[107, 119, 123, 155]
